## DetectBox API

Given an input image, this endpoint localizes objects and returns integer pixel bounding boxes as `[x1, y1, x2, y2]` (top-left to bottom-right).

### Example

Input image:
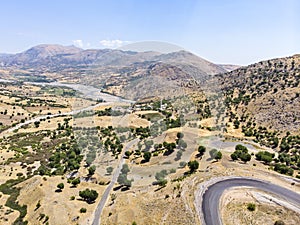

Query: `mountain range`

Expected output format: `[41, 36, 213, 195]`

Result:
[0, 44, 299, 134]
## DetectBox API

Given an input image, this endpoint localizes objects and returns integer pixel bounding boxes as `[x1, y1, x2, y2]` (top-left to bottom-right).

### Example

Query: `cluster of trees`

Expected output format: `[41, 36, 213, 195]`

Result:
[207, 148, 222, 161]
[231, 144, 251, 163]
[196, 100, 212, 119]
[176, 132, 187, 150]
[117, 164, 133, 188]
[96, 107, 123, 116]
[79, 188, 98, 203]
[45, 142, 83, 175]
[255, 151, 275, 164]
[133, 127, 151, 139]
[274, 163, 294, 176]
[68, 177, 81, 187]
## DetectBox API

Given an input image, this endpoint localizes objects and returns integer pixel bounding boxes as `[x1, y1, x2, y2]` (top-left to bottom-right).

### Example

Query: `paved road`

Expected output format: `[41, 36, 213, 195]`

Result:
[2, 102, 114, 135]
[1, 79, 135, 135]
[199, 177, 300, 225]
[92, 138, 139, 225]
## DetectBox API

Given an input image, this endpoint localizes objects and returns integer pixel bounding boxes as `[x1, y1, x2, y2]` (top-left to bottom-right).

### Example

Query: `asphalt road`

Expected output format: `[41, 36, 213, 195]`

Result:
[200, 177, 300, 225]
[92, 138, 139, 225]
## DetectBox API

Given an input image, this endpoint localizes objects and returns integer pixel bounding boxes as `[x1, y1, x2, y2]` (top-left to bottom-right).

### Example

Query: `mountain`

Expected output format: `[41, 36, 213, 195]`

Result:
[0, 44, 226, 100]
[213, 54, 300, 134]
[0, 44, 160, 68]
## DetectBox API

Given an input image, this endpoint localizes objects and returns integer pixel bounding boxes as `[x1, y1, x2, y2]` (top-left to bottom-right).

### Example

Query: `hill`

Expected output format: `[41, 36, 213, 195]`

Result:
[0, 44, 226, 100]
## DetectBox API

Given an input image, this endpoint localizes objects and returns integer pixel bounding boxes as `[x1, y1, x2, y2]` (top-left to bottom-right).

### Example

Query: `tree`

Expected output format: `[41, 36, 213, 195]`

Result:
[188, 160, 199, 173]
[240, 153, 251, 163]
[57, 183, 64, 191]
[154, 170, 168, 187]
[215, 151, 222, 161]
[106, 166, 113, 175]
[121, 164, 130, 174]
[71, 178, 80, 187]
[198, 146, 206, 156]
[175, 150, 183, 161]
[34, 121, 40, 128]
[143, 151, 151, 162]
[177, 139, 187, 150]
[233, 119, 240, 129]
[177, 132, 184, 139]
[125, 151, 131, 158]
[79, 189, 99, 203]
[117, 164, 132, 188]
[230, 152, 238, 161]
[80, 208, 87, 213]
[179, 161, 187, 168]
[88, 165, 96, 176]
[117, 174, 132, 187]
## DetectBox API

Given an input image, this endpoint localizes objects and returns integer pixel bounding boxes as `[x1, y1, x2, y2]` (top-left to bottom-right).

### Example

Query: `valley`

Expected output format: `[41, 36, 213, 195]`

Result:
[0, 45, 299, 225]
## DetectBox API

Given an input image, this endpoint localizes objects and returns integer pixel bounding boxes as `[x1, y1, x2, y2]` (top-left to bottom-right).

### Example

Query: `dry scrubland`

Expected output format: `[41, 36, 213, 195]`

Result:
[0, 52, 300, 225]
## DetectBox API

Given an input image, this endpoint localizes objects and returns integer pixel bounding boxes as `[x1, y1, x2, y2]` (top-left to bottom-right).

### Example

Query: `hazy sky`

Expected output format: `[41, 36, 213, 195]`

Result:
[0, 0, 299, 65]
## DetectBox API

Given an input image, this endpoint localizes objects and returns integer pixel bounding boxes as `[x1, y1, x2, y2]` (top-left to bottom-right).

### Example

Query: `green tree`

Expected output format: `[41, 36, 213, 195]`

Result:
[177, 132, 184, 139]
[175, 150, 183, 161]
[188, 160, 199, 173]
[106, 166, 113, 175]
[117, 174, 132, 187]
[88, 165, 96, 176]
[143, 151, 151, 162]
[80, 208, 87, 213]
[179, 161, 187, 168]
[240, 153, 251, 163]
[177, 139, 187, 150]
[57, 183, 64, 191]
[71, 178, 80, 187]
[198, 145, 206, 156]
[215, 151, 222, 161]
[230, 152, 238, 161]
[121, 164, 130, 174]
[79, 189, 99, 203]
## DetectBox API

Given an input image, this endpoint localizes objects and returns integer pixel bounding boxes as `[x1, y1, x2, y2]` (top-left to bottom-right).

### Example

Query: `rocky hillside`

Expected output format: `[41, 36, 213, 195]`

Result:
[208, 55, 300, 149]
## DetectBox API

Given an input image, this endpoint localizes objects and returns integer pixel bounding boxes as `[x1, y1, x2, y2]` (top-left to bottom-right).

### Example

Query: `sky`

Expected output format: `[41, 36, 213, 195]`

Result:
[0, 0, 299, 65]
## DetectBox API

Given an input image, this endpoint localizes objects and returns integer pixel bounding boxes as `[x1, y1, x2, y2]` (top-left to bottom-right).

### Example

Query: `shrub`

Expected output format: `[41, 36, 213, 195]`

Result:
[247, 203, 256, 211]
[80, 208, 87, 213]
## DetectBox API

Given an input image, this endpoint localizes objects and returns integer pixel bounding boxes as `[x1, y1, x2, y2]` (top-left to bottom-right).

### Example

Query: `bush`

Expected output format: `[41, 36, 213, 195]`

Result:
[188, 160, 199, 173]
[198, 145, 206, 156]
[79, 189, 98, 203]
[106, 167, 113, 175]
[247, 203, 256, 211]
[179, 161, 187, 168]
[80, 208, 87, 213]
[57, 183, 64, 191]
[215, 151, 222, 160]
[88, 165, 96, 176]
[143, 151, 151, 162]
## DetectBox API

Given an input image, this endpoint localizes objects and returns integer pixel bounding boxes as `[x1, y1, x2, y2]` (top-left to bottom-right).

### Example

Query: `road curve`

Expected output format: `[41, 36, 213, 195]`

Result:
[197, 177, 300, 225]
[92, 138, 139, 225]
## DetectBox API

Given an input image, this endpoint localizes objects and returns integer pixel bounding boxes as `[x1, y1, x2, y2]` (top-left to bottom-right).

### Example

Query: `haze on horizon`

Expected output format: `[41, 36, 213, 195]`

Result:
[0, 0, 299, 65]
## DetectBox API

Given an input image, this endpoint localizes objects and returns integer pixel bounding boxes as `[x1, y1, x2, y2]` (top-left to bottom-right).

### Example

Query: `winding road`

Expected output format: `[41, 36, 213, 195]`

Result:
[196, 177, 300, 225]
